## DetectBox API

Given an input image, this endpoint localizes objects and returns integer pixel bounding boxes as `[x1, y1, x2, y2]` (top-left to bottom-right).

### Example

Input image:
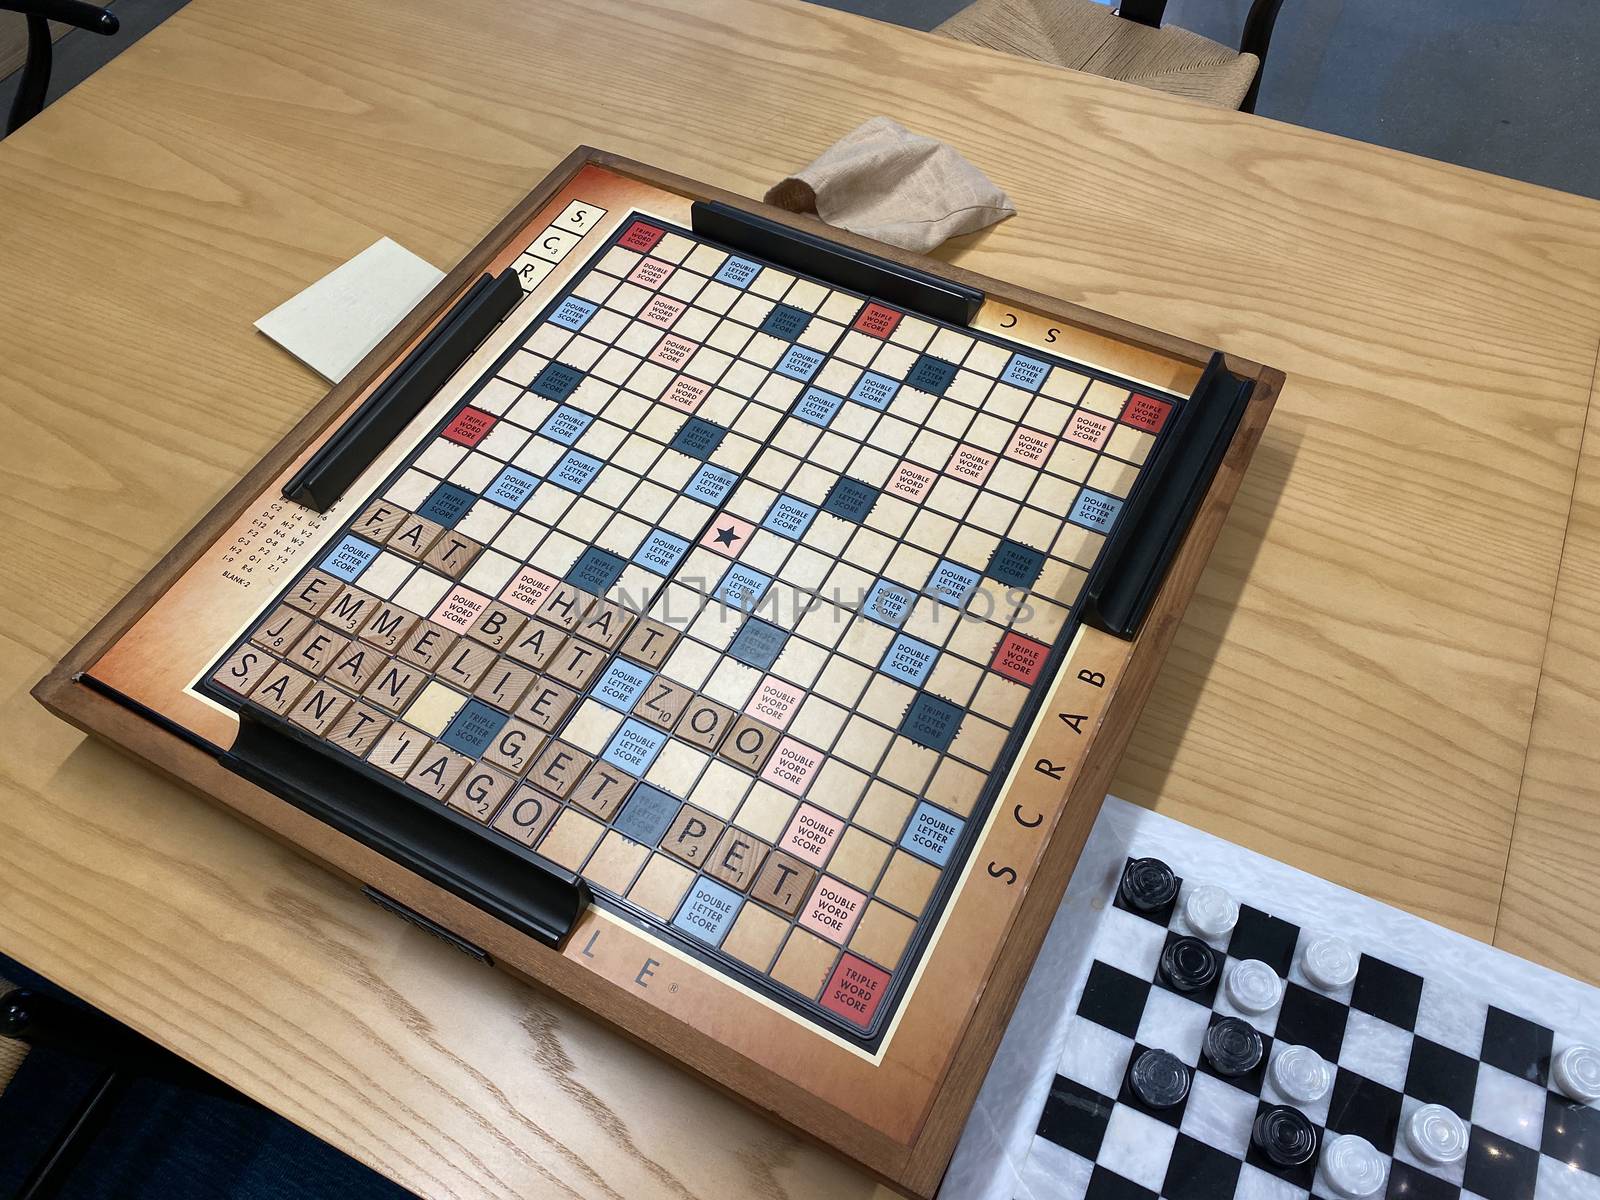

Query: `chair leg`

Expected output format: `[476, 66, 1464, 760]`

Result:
[1115, 0, 1168, 28]
[6, 13, 54, 135]
[1238, 0, 1286, 112]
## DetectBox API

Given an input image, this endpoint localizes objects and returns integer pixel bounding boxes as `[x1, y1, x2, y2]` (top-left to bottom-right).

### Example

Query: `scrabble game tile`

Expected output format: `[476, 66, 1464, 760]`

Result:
[633, 676, 691, 730]
[661, 804, 724, 867]
[721, 903, 788, 971]
[436, 639, 497, 690]
[423, 530, 483, 578]
[576, 597, 635, 649]
[827, 827, 893, 891]
[720, 714, 779, 772]
[287, 682, 352, 736]
[820, 955, 891, 1029]
[677, 694, 735, 752]
[481, 717, 544, 775]
[325, 701, 391, 757]
[705, 824, 771, 893]
[778, 802, 845, 868]
[528, 740, 593, 798]
[545, 636, 607, 690]
[800, 877, 867, 945]
[367, 724, 431, 780]
[447, 763, 517, 822]
[321, 587, 379, 634]
[581, 830, 651, 895]
[625, 853, 695, 920]
[387, 515, 445, 560]
[351, 499, 408, 543]
[358, 603, 418, 653]
[464, 601, 526, 651]
[489, 784, 561, 848]
[876, 850, 940, 916]
[283, 569, 343, 615]
[250, 605, 312, 654]
[536, 807, 605, 872]
[474, 659, 537, 711]
[751, 849, 818, 917]
[568, 761, 635, 820]
[406, 744, 473, 801]
[328, 635, 391, 691]
[502, 618, 565, 671]
[394, 621, 458, 672]
[210, 644, 276, 696]
[514, 677, 579, 732]
[771, 928, 839, 1000]
[538, 582, 594, 630]
[249, 662, 313, 715]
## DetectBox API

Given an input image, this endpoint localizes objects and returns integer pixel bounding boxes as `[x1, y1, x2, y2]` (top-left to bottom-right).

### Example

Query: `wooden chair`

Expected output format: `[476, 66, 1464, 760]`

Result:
[2, 0, 118, 135]
[935, 0, 1286, 113]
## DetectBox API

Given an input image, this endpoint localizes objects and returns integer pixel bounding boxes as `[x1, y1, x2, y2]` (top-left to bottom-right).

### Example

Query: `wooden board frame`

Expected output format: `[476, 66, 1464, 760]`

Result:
[35, 147, 1282, 1196]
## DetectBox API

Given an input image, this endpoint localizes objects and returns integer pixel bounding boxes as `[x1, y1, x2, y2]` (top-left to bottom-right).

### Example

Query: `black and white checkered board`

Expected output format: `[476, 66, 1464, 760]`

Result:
[941, 799, 1600, 1200]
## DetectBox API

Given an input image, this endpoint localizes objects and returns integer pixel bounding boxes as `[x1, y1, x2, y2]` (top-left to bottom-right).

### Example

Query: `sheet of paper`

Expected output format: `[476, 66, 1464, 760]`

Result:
[255, 237, 444, 382]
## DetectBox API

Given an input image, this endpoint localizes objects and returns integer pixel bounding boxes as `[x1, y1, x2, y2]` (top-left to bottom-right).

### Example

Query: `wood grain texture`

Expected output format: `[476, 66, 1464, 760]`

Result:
[1496, 368, 1600, 978]
[2, 0, 1600, 1195]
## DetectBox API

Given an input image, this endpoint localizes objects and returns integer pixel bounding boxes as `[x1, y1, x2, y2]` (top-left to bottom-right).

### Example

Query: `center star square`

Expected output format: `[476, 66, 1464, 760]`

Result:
[699, 513, 757, 558]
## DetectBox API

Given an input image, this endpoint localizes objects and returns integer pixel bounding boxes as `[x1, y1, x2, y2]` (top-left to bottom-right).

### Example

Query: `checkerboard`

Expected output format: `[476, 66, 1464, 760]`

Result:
[944, 798, 1600, 1200]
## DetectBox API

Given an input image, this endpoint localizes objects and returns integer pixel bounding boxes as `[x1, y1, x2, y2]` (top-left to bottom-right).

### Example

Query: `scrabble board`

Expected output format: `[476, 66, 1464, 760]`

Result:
[945, 797, 1600, 1200]
[38, 150, 1281, 1193]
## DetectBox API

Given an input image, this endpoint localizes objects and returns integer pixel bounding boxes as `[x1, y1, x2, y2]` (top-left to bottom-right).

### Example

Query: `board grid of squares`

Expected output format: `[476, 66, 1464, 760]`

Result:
[203, 211, 1183, 1041]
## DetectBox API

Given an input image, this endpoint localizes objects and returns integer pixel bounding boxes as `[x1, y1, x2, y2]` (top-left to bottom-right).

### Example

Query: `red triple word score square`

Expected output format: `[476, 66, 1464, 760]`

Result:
[619, 220, 665, 253]
[992, 631, 1049, 685]
[1121, 393, 1174, 434]
[442, 406, 496, 447]
[819, 954, 890, 1029]
[853, 303, 903, 339]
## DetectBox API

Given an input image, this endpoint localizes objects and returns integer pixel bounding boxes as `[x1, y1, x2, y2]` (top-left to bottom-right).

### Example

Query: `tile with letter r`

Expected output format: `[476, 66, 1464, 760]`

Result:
[416, 482, 477, 528]
[760, 303, 811, 341]
[1000, 352, 1051, 391]
[775, 344, 824, 382]
[530, 361, 584, 403]
[549, 295, 598, 331]
[821, 476, 878, 523]
[540, 404, 593, 446]
[901, 692, 963, 752]
[566, 546, 627, 593]
[714, 255, 762, 288]
[906, 354, 958, 396]
[669, 416, 726, 460]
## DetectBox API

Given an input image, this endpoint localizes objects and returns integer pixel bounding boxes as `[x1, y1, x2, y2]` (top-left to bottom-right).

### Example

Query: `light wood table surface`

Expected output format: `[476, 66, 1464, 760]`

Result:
[3, 0, 1600, 1196]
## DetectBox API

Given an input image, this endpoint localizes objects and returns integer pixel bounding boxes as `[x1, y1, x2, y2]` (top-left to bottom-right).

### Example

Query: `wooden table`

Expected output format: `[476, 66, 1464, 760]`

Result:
[3, 0, 1599, 1195]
